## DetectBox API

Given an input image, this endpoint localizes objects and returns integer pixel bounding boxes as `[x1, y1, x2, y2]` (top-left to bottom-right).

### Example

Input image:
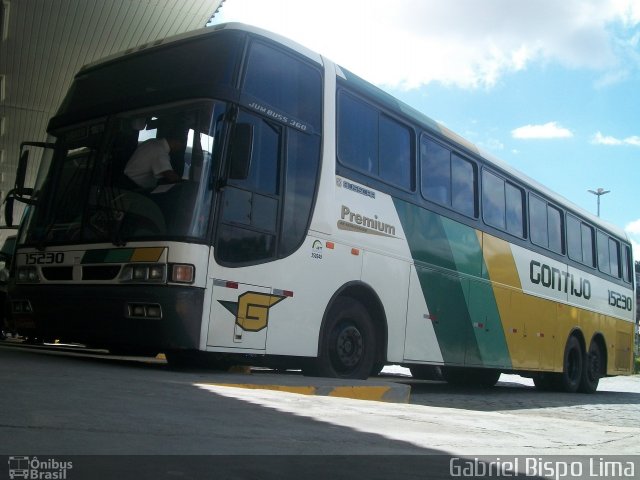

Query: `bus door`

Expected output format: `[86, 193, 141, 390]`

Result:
[207, 108, 285, 350]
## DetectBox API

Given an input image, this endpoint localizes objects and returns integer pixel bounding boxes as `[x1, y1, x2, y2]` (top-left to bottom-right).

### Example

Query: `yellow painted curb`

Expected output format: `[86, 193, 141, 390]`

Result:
[205, 383, 409, 403]
[328, 386, 392, 402]
[210, 384, 317, 396]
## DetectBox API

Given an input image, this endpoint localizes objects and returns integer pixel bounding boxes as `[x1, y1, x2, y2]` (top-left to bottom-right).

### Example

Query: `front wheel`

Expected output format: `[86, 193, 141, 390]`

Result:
[305, 297, 377, 379]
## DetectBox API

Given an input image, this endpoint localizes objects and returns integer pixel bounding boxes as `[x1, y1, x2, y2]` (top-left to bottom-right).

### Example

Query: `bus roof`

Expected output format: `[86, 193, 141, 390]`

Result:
[80, 22, 323, 73]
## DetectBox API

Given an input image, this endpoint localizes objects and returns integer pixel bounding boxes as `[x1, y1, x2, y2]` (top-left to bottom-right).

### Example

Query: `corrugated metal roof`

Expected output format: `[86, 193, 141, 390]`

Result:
[0, 0, 224, 218]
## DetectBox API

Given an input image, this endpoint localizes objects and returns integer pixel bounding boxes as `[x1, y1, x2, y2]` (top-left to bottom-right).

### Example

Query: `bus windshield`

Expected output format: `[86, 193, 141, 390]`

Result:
[21, 100, 223, 246]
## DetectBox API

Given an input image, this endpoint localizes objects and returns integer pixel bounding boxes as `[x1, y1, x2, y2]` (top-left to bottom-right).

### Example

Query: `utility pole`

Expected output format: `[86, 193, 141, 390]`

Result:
[588, 188, 610, 217]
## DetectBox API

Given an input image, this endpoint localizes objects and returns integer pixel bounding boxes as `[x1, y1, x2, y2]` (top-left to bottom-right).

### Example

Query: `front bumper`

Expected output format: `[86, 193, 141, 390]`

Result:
[10, 284, 204, 350]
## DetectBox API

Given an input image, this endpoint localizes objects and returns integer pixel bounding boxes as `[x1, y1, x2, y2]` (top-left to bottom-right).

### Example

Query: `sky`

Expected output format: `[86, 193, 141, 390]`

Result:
[212, 0, 640, 259]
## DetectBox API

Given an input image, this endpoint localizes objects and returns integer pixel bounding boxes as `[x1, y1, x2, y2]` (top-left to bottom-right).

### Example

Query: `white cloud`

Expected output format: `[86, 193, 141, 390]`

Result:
[592, 132, 640, 146]
[626, 219, 640, 235]
[592, 132, 623, 145]
[625, 219, 640, 260]
[478, 138, 505, 152]
[611, 0, 640, 26]
[212, 0, 634, 90]
[511, 122, 573, 139]
[594, 69, 630, 88]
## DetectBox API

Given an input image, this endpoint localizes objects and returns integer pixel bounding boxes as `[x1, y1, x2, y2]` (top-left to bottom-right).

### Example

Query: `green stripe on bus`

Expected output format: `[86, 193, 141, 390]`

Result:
[394, 200, 512, 368]
[394, 200, 480, 365]
[82, 248, 134, 264]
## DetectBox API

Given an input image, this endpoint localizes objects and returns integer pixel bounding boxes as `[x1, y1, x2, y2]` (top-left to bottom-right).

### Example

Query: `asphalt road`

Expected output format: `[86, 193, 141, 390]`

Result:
[1, 342, 639, 479]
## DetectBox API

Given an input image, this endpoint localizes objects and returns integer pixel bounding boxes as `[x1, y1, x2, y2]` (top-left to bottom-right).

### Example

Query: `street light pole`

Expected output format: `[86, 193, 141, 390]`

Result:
[588, 188, 610, 217]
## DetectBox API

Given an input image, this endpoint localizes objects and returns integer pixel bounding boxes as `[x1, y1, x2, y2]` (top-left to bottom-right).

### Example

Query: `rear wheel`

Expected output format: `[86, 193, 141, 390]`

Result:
[558, 335, 583, 393]
[579, 340, 602, 394]
[305, 297, 376, 379]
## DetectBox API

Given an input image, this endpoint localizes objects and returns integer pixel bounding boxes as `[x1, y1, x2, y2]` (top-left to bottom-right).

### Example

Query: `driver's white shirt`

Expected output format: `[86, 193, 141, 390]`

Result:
[124, 138, 173, 189]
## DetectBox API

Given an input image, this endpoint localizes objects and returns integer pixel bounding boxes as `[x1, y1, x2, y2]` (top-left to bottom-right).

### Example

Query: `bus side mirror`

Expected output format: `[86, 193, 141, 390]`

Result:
[3, 196, 14, 228]
[16, 149, 29, 191]
[228, 123, 254, 180]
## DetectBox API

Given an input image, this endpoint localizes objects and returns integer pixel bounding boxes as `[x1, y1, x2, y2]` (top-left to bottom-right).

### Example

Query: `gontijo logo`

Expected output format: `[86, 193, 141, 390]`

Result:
[219, 292, 286, 332]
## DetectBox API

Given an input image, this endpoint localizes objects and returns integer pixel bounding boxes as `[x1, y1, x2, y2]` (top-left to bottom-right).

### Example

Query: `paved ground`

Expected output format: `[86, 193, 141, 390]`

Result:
[1, 342, 639, 459]
[206, 370, 640, 456]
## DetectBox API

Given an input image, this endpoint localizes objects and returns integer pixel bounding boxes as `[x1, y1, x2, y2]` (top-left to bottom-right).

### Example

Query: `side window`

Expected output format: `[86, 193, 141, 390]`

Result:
[243, 41, 322, 131]
[337, 93, 377, 175]
[530, 194, 563, 253]
[217, 109, 322, 266]
[597, 232, 621, 278]
[567, 213, 595, 267]
[529, 194, 548, 248]
[622, 245, 632, 283]
[281, 130, 321, 256]
[581, 223, 595, 267]
[567, 214, 582, 261]
[216, 110, 282, 264]
[379, 115, 412, 189]
[482, 170, 525, 237]
[337, 91, 413, 190]
[505, 183, 525, 237]
[452, 154, 476, 217]
[421, 137, 450, 205]
[547, 205, 563, 254]
[482, 170, 505, 230]
[608, 237, 620, 278]
[597, 231, 610, 275]
[421, 137, 477, 217]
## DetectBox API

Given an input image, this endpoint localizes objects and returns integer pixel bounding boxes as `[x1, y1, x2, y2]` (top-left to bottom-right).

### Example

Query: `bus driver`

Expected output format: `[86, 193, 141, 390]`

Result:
[124, 132, 183, 189]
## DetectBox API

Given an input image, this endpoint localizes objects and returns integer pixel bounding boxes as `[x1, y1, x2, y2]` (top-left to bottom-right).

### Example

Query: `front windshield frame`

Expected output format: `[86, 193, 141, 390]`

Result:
[20, 100, 225, 248]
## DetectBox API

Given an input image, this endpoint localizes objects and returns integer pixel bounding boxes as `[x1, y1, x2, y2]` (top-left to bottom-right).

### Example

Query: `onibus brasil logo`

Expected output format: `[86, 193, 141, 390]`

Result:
[8, 456, 73, 479]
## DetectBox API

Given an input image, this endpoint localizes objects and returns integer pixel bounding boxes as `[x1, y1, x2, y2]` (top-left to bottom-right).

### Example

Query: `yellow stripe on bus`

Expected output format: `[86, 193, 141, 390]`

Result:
[131, 247, 165, 262]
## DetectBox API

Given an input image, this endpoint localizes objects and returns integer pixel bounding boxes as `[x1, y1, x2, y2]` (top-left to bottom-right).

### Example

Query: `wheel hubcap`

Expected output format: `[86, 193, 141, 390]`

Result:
[335, 324, 363, 369]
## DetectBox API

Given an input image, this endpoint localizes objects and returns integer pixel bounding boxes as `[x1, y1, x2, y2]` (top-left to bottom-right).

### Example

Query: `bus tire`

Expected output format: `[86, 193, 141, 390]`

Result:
[558, 335, 583, 393]
[310, 296, 376, 380]
[579, 340, 602, 394]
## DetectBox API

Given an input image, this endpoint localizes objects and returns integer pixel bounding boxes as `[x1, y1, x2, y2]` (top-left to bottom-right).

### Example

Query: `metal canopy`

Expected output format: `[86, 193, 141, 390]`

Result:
[0, 0, 224, 214]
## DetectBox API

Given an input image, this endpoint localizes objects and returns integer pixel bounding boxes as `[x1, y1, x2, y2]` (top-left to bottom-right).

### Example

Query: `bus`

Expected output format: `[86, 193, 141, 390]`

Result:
[5, 23, 635, 392]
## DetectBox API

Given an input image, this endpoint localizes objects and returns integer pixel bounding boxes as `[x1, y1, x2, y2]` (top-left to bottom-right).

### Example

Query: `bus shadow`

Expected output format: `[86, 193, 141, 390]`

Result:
[402, 377, 640, 411]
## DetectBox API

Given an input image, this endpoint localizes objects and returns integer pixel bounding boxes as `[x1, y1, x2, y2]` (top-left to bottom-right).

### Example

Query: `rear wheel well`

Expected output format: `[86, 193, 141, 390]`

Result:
[569, 328, 586, 354]
[320, 282, 388, 368]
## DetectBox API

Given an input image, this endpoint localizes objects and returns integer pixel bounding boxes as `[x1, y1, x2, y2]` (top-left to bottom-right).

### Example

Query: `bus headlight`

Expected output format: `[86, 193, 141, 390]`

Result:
[119, 264, 167, 283]
[17, 266, 40, 283]
[149, 265, 165, 281]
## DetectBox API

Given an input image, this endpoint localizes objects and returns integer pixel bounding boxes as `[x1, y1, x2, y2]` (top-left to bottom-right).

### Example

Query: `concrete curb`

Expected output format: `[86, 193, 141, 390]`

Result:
[203, 381, 411, 403]
[157, 353, 411, 402]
